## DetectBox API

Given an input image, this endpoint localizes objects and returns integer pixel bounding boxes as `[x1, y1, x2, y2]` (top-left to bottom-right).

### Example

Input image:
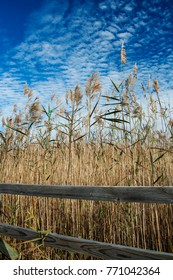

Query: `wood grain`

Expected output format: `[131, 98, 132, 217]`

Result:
[0, 183, 173, 204]
[0, 223, 173, 260]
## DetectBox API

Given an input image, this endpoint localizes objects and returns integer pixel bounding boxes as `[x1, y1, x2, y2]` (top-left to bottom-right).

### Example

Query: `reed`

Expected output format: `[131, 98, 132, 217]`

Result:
[0, 45, 172, 259]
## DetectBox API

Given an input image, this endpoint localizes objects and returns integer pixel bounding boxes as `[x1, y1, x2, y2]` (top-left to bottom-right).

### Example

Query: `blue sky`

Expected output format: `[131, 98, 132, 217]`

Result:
[0, 0, 173, 120]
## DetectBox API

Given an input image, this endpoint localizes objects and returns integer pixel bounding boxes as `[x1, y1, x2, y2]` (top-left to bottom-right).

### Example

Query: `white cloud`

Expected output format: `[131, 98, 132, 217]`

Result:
[99, 30, 115, 40]
[117, 32, 133, 41]
[99, 2, 108, 10]
[0, 0, 172, 126]
[124, 3, 134, 12]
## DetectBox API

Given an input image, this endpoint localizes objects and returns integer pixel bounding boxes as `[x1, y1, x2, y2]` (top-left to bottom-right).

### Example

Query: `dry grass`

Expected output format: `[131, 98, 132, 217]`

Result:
[0, 45, 173, 259]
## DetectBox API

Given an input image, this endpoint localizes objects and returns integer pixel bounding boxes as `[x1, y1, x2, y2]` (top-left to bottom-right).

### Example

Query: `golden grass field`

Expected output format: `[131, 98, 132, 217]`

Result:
[0, 45, 173, 259]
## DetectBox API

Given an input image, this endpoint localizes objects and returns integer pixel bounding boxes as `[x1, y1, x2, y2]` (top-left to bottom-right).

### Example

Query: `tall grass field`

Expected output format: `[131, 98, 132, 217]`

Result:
[0, 45, 173, 259]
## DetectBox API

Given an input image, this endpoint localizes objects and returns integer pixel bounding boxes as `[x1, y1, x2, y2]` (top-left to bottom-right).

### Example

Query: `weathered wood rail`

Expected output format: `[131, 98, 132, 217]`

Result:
[0, 183, 173, 260]
[0, 184, 173, 203]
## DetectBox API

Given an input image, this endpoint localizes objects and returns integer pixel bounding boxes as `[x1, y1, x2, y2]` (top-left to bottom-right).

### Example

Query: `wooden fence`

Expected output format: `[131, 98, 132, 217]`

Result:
[0, 183, 173, 260]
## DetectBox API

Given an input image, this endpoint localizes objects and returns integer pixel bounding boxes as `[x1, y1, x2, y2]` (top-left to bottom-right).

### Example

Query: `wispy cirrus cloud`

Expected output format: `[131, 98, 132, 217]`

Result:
[0, 0, 172, 122]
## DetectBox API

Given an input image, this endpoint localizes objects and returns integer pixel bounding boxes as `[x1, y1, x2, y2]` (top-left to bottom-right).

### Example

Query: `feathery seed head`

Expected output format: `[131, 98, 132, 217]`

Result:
[14, 113, 22, 124]
[153, 80, 160, 94]
[13, 104, 17, 113]
[70, 89, 74, 103]
[59, 107, 64, 115]
[150, 95, 156, 113]
[29, 98, 41, 121]
[133, 63, 138, 78]
[74, 84, 82, 105]
[65, 90, 69, 104]
[51, 93, 56, 101]
[56, 97, 61, 106]
[2, 116, 5, 126]
[168, 119, 173, 128]
[148, 75, 151, 89]
[85, 72, 101, 97]
[121, 41, 127, 64]
[141, 83, 146, 93]
[24, 83, 33, 98]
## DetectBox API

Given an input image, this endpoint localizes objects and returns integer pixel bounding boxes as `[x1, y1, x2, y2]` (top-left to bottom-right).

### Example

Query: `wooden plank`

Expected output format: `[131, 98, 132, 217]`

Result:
[0, 223, 173, 260]
[0, 183, 173, 204]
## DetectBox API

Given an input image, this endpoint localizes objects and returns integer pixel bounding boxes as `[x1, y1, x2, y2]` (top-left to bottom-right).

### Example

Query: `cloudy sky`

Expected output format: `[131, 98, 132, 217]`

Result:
[0, 0, 173, 120]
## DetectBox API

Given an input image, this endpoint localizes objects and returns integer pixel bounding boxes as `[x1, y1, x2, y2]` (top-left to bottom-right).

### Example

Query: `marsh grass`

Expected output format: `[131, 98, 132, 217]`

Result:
[0, 141, 173, 259]
[0, 45, 173, 259]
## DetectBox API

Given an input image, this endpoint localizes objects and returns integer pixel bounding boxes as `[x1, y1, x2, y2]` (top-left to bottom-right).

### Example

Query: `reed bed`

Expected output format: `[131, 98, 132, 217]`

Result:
[0, 44, 173, 259]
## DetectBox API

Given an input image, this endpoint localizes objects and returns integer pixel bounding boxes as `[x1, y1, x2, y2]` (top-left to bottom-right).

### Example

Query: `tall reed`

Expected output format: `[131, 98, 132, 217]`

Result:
[0, 45, 173, 259]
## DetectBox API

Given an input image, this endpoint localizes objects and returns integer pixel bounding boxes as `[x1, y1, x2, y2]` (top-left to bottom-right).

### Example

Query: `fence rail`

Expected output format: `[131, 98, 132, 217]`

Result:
[0, 184, 173, 203]
[0, 223, 173, 260]
[0, 183, 173, 260]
